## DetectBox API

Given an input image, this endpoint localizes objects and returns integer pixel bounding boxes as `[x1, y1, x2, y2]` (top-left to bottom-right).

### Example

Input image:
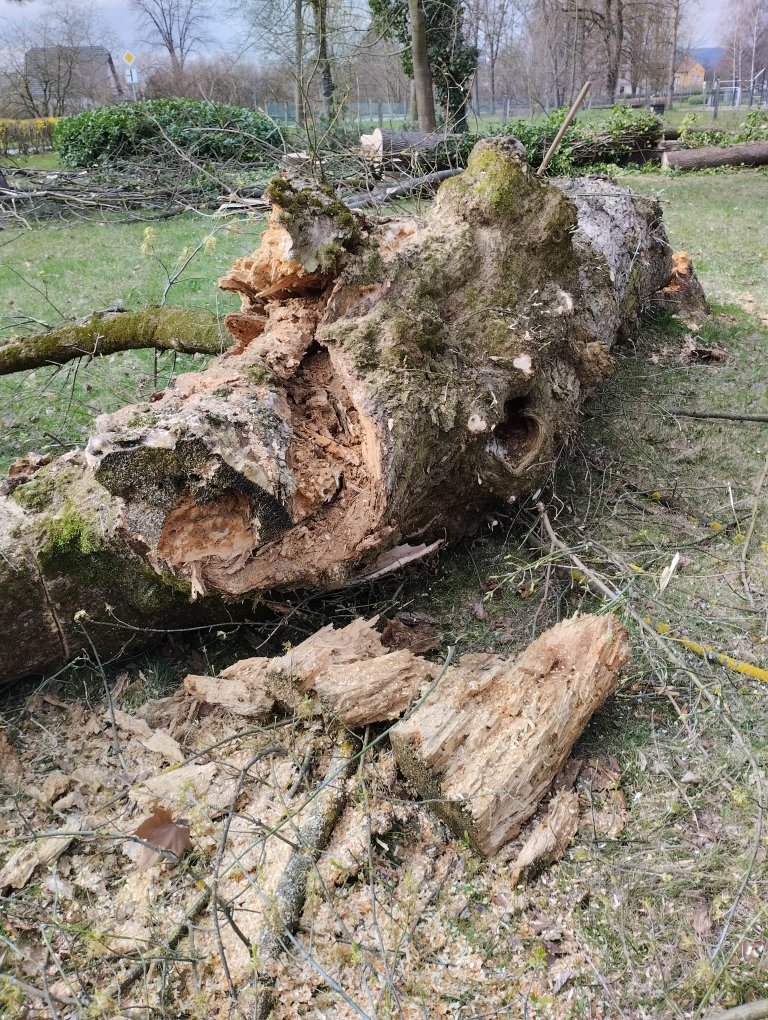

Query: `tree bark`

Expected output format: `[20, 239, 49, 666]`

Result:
[0, 138, 674, 683]
[408, 0, 437, 131]
[662, 141, 768, 170]
[0, 307, 225, 376]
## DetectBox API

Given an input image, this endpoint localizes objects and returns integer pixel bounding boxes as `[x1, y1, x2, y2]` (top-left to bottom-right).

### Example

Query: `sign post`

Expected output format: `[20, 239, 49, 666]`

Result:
[123, 51, 138, 100]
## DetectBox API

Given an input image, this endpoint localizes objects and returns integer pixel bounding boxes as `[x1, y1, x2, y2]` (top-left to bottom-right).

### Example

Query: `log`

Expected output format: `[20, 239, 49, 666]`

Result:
[360, 128, 466, 172]
[0, 138, 674, 682]
[0, 307, 226, 376]
[390, 613, 629, 855]
[662, 141, 768, 171]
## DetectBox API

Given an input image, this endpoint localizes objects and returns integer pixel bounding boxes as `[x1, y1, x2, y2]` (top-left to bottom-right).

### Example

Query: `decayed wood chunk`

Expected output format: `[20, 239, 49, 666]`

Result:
[390, 613, 629, 856]
[184, 616, 429, 726]
[508, 789, 581, 884]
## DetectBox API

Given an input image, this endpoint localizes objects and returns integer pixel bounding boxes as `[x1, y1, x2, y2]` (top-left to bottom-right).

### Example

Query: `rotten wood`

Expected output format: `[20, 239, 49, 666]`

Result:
[662, 141, 768, 171]
[0, 138, 675, 682]
[390, 613, 630, 855]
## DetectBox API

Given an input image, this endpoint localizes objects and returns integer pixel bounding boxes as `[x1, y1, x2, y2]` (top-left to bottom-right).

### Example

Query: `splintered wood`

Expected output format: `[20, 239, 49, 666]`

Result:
[391, 613, 629, 855]
[184, 612, 629, 856]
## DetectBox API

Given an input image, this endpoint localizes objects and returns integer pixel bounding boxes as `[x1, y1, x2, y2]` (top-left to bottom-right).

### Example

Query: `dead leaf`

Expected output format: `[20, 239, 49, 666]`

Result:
[581, 757, 621, 792]
[471, 602, 487, 620]
[133, 806, 191, 870]
[108, 708, 185, 763]
[681, 771, 703, 785]
[679, 335, 729, 365]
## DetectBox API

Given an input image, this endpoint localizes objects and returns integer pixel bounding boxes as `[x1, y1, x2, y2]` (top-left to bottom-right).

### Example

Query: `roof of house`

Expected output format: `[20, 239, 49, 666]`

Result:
[675, 56, 705, 74]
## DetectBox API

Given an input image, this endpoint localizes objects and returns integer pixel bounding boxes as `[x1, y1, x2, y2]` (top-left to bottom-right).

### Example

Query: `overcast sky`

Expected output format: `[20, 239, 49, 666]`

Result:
[0, 0, 729, 66]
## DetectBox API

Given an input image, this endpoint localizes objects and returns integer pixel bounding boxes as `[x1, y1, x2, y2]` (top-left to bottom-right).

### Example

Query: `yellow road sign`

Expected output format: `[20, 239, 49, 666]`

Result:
[123, 51, 135, 64]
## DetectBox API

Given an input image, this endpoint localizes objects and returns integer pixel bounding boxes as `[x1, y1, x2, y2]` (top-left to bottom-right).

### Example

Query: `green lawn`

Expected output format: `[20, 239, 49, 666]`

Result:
[0, 212, 265, 466]
[621, 169, 768, 319]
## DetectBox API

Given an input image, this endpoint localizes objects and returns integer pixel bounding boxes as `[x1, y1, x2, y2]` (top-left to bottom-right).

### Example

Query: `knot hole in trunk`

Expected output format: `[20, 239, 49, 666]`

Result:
[490, 398, 544, 475]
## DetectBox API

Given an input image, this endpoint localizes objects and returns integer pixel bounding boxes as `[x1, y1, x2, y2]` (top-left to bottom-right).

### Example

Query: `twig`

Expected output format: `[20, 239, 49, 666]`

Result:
[702, 1000, 768, 1020]
[116, 885, 213, 998]
[251, 732, 357, 1020]
[739, 447, 768, 609]
[666, 408, 768, 424]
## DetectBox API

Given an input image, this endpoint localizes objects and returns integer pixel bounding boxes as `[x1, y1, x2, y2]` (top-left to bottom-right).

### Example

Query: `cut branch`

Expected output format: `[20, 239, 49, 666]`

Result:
[0, 307, 226, 376]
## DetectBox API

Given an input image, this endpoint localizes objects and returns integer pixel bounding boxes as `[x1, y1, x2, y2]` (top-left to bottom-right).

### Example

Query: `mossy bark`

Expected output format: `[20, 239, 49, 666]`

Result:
[0, 139, 675, 683]
[0, 307, 226, 376]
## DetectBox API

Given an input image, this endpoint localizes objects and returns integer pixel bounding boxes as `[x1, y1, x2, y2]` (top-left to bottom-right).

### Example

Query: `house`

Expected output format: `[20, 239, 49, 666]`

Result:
[674, 55, 706, 92]
[23, 46, 121, 115]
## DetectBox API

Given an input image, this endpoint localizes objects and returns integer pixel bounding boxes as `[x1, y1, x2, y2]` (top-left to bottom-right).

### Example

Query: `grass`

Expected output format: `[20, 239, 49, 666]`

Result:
[623, 169, 768, 319]
[2, 151, 61, 171]
[0, 168, 767, 1018]
[0, 212, 265, 467]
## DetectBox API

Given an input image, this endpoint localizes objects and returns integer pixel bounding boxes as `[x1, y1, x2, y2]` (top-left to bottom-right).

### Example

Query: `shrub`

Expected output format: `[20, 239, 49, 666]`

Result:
[53, 99, 278, 167]
[0, 118, 59, 156]
[679, 109, 768, 148]
[687, 94, 705, 106]
[503, 106, 662, 174]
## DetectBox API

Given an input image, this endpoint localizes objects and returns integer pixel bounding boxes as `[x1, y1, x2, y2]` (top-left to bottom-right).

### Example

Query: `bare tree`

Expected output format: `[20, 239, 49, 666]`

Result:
[0, 0, 114, 117]
[130, 0, 211, 81]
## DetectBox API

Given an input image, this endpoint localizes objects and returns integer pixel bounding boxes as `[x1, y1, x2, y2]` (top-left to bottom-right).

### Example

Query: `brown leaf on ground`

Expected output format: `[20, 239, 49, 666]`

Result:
[471, 602, 487, 620]
[133, 805, 191, 870]
[381, 615, 441, 654]
[679, 334, 729, 365]
[581, 757, 621, 793]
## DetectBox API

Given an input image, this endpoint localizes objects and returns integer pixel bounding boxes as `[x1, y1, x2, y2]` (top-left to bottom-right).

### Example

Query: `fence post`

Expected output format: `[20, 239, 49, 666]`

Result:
[713, 79, 719, 120]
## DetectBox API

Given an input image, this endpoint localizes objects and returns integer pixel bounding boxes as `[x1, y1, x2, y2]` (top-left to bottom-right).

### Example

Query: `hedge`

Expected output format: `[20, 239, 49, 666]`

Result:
[0, 118, 59, 156]
[53, 99, 278, 167]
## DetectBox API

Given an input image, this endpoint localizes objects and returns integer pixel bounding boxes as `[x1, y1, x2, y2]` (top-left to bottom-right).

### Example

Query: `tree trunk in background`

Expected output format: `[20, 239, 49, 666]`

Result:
[311, 0, 335, 117]
[408, 0, 437, 130]
[661, 140, 768, 170]
[294, 0, 306, 127]
[604, 0, 624, 105]
[665, 0, 681, 111]
[0, 138, 674, 683]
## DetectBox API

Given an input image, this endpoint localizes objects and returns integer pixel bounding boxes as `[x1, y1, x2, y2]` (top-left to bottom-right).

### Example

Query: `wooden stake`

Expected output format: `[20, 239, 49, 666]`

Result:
[538, 81, 592, 175]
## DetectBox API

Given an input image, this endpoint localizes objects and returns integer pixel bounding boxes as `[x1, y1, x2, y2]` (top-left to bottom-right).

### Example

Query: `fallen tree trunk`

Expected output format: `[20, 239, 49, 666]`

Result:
[360, 128, 466, 172]
[0, 138, 674, 682]
[0, 307, 226, 375]
[662, 141, 768, 171]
